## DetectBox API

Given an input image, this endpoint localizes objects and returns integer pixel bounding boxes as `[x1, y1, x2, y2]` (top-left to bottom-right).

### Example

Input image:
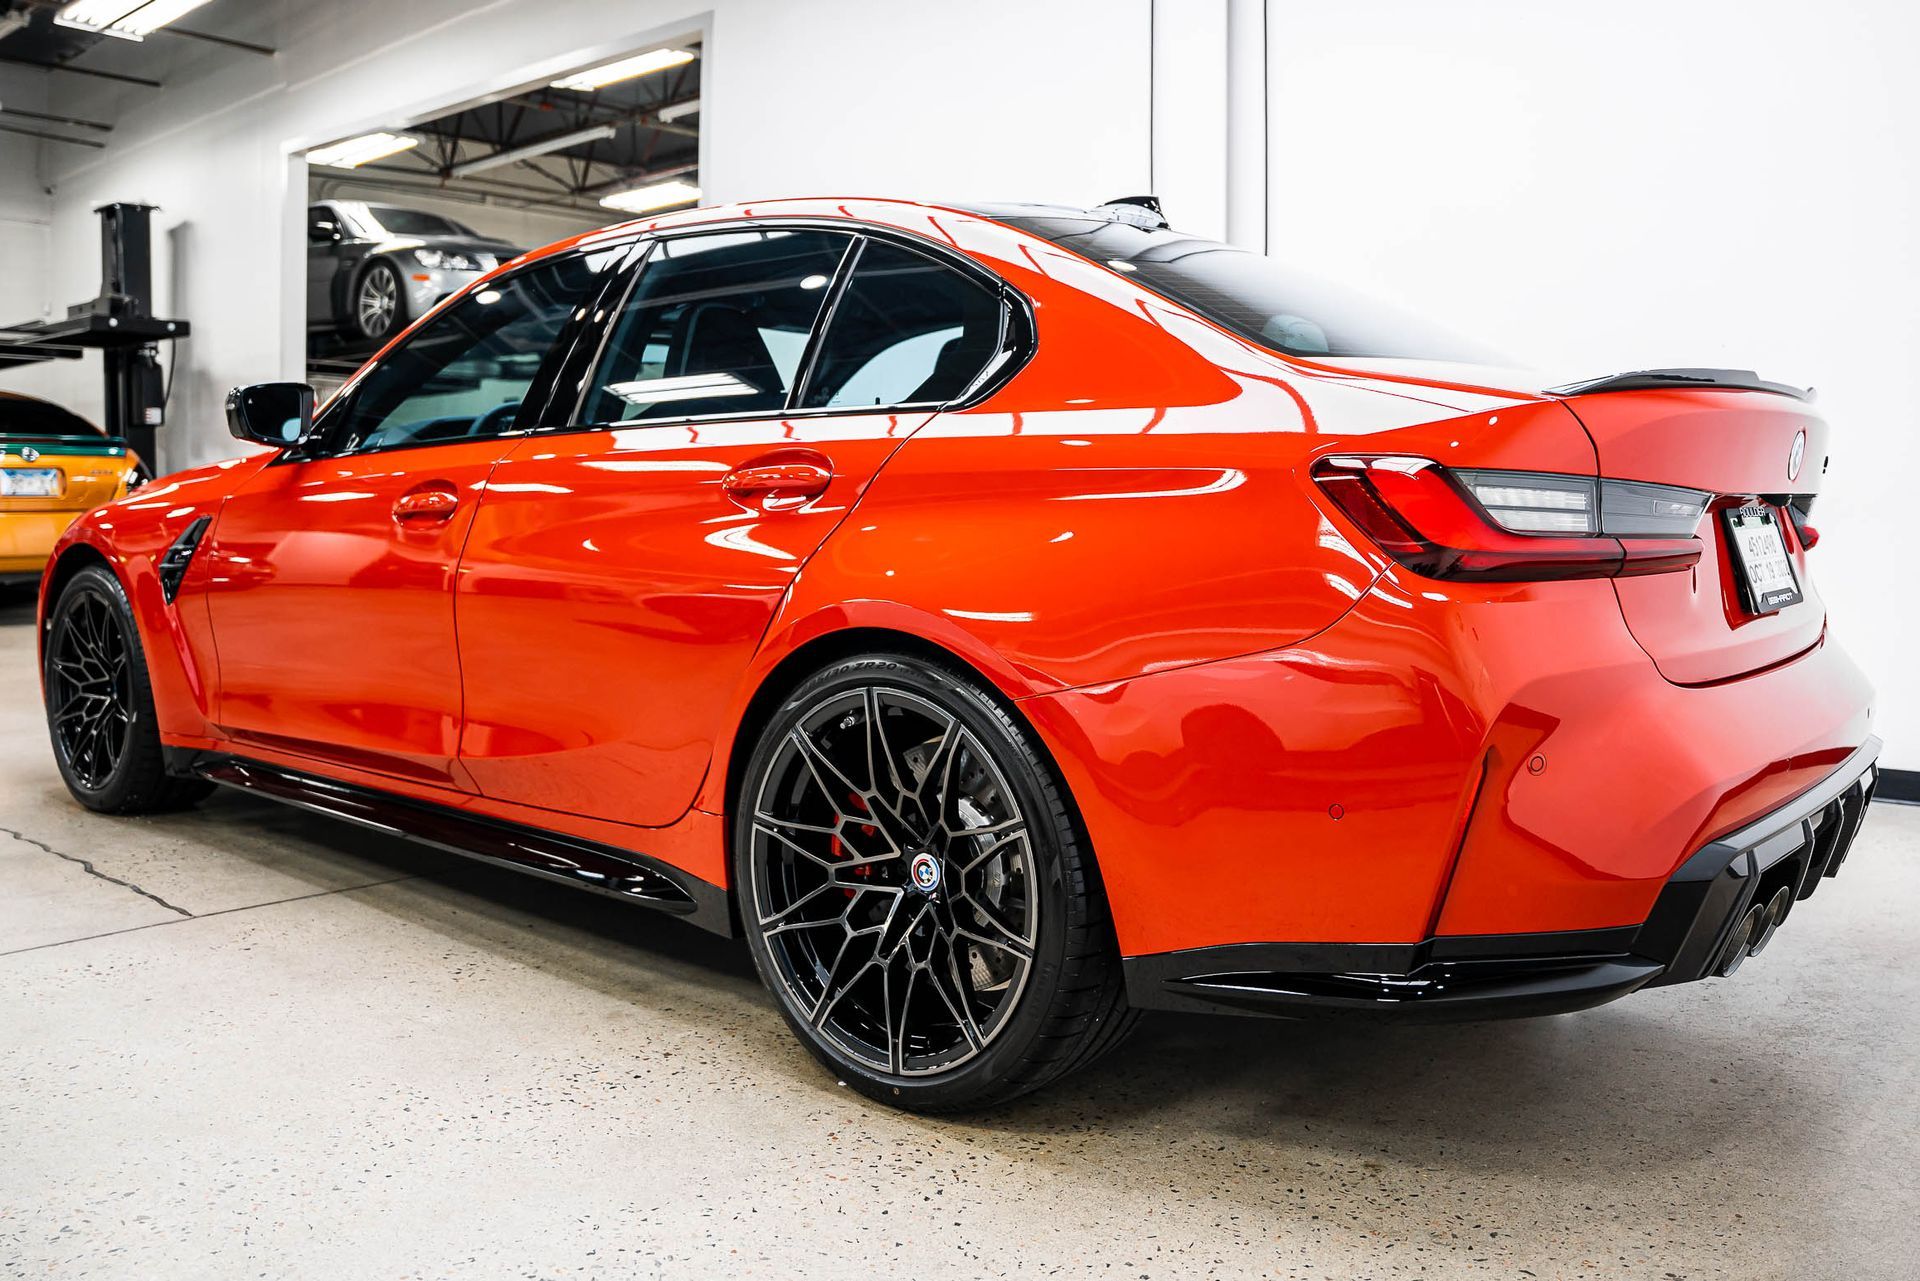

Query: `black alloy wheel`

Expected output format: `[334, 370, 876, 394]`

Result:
[735, 653, 1135, 1111]
[44, 565, 212, 814]
[47, 586, 133, 790]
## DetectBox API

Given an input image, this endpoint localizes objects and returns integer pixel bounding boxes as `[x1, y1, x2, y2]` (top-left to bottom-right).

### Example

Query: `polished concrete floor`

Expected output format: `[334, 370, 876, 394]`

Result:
[2, 587, 1917, 1280]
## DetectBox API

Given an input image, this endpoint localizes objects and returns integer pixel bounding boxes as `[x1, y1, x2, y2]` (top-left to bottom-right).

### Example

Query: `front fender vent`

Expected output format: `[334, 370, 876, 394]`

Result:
[157, 515, 211, 603]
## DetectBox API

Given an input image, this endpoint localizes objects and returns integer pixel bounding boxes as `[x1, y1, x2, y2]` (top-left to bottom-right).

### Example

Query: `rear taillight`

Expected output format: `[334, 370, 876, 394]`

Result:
[1311, 456, 1705, 582]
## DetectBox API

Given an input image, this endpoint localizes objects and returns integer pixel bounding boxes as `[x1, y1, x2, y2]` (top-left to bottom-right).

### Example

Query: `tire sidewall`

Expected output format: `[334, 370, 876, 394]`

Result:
[733, 653, 1080, 1111]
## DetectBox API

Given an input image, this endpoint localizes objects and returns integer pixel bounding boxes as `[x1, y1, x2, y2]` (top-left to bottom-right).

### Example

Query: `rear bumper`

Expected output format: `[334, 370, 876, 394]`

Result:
[1, 510, 77, 576]
[1124, 738, 1879, 1019]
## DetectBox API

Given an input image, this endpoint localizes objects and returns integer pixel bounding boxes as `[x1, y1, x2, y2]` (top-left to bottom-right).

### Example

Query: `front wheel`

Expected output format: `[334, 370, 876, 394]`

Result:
[44, 564, 212, 814]
[734, 653, 1136, 1112]
[351, 260, 405, 342]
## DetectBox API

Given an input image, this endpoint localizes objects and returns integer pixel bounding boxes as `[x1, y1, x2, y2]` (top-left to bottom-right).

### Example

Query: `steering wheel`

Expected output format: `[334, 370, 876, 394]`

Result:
[473, 402, 519, 437]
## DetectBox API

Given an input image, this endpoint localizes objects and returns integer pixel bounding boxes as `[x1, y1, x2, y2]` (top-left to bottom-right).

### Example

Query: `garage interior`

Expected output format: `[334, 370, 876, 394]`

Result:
[3, 1, 1918, 1278]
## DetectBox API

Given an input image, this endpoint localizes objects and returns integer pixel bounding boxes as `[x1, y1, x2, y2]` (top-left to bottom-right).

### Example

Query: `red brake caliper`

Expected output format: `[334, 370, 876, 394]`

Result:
[833, 791, 879, 897]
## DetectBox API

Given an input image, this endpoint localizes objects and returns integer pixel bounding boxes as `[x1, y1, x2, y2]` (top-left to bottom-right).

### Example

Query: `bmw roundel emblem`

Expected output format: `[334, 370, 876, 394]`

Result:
[909, 852, 941, 893]
[1788, 430, 1806, 481]
[19, 446, 38, 462]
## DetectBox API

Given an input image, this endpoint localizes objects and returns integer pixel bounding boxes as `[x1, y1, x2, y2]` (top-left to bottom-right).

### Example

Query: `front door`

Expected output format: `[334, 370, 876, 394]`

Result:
[205, 247, 609, 783]
[455, 227, 1012, 826]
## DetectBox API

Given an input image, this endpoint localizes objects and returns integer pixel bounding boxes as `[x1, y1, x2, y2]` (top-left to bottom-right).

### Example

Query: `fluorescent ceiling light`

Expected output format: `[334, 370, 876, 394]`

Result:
[55, 0, 214, 40]
[599, 179, 701, 214]
[552, 48, 695, 92]
[656, 98, 701, 124]
[450, 123, 619, 178]
[306, 132, 421, 170]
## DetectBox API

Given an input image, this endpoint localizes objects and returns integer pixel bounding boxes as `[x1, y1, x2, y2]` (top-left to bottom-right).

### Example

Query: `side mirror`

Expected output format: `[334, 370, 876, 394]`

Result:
[226, 382, 315, 448]
[308, 220, 339, 244]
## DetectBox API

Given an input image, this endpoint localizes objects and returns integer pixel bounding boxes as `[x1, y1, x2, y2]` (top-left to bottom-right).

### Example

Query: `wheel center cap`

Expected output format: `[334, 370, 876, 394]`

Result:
[908, 852, 942, 894]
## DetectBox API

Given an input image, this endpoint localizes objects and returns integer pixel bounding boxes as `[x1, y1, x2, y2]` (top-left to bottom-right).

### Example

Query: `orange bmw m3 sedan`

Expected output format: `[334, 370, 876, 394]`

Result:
[39, 196, 1876, 1111]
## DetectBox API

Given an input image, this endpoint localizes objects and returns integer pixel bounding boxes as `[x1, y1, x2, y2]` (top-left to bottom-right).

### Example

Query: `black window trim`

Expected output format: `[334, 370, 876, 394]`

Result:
[544, 216, 1035, 438]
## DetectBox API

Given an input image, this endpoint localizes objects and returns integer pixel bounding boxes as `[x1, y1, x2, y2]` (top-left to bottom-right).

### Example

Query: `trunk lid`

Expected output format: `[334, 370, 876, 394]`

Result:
[1558, 388, 1827, 684]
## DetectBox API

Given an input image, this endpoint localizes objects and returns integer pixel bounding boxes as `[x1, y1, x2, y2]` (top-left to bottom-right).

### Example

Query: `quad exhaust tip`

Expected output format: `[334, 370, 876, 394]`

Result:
[1714, 887, 1795, 978]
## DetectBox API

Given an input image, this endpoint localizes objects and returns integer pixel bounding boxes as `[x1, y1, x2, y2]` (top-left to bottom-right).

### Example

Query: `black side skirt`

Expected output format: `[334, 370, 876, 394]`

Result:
[184, 754, 734, 937]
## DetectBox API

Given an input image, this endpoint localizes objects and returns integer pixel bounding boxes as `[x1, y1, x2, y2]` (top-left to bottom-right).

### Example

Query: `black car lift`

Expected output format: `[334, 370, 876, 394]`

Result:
[0, 202, 190, 466]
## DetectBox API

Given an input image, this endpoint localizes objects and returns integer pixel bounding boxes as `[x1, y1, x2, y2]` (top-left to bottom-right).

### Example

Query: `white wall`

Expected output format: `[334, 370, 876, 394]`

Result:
[0, 67, 63, 405]
[1264, 0, 1919, 768]
[3, 0, 1149, 474]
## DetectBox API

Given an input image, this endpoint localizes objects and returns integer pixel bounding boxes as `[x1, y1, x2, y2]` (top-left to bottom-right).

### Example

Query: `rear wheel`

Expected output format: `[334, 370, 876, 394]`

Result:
[734, 653, 1136, 1112]
[44, 565, 212, 814]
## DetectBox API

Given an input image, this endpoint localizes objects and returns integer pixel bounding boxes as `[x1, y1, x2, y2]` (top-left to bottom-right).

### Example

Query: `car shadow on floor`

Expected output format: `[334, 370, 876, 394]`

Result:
[0, 588, 36, 626]
[173, 788, 1829, 1185]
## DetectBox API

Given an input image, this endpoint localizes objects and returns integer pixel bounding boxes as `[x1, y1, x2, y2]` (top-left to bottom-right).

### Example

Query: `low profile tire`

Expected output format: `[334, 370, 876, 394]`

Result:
[44, 564, 213, 815]
[351, 259, 405, 343]
[734, 652, 1136, 1112]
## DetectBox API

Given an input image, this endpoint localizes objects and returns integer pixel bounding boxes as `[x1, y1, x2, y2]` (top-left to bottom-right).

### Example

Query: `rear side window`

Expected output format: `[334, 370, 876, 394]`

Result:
[325, 251, 604, 454]
[991, 213, 1496, 363]
[796, 242, 1003, 409]
[583, 230, 852, 423]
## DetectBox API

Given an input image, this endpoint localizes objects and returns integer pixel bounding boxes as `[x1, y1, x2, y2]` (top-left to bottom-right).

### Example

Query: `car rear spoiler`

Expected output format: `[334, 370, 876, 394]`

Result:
[1545, 368, 1814, 402]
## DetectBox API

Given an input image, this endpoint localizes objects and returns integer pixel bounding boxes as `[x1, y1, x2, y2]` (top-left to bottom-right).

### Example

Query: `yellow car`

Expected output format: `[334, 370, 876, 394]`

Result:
[1, 392, 149, 588]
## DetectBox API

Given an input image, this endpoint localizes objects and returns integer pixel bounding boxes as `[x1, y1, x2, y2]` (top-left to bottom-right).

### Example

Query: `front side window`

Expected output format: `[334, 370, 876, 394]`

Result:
[582, 229, 852, 424]
[324, 251, 605, 454]
[796, 241, 1003, 409]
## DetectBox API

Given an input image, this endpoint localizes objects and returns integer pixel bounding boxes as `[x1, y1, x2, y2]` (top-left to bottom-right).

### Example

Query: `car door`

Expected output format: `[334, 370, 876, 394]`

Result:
[455, 227, 1013, 827]
[204, 246, 615, 784]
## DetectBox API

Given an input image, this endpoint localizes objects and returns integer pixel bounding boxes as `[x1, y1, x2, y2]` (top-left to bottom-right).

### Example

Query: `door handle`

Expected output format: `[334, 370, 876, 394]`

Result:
[722, 461, 833, 502]
[393, 486, 459, 522]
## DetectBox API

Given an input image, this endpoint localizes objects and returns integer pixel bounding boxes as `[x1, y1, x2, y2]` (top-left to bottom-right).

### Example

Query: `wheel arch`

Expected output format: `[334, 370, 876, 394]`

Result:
[713, 622, 1110, 920]
[38, 541, 120, 655]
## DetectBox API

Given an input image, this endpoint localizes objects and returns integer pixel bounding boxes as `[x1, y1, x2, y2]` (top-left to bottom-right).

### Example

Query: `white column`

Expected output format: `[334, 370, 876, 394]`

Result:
[1150, 0, 1230, 241]
[1224, 0, 1268, 252]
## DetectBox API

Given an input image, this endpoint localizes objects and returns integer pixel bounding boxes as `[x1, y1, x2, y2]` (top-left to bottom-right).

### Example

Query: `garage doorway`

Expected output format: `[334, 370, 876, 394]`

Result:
[298, 38, 702, 396]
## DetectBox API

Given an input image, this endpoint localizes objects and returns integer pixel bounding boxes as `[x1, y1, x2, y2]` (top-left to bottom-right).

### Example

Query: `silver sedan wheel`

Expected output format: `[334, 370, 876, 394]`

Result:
[356, 264, 399, 338]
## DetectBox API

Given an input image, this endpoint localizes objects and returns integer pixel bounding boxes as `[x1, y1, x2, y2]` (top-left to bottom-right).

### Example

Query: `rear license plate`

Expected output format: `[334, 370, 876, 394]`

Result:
[1724, 505, 1803, 614]
[0, 467, 61, 498]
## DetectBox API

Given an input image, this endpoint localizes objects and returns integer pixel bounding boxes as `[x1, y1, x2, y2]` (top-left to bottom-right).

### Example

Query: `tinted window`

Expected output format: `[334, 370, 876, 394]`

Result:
[326, 252, 603, 454]
[990, 212, 1497, 362]
[582, 230, 851, 423]
[365, 206, 473, 238]
[797, 242, 1002, 409]
[0, 395, 105, 440]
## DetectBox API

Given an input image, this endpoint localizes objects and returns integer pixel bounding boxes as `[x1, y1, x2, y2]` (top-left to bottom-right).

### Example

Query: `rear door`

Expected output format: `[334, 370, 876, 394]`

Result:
[204, 247, 613, 783]
[1562, 388, 1827, 684]
[455, 227, 1011, 826]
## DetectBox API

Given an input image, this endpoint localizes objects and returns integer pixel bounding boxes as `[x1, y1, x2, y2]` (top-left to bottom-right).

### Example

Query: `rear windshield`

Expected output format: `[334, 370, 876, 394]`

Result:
[0, 397, 106, 440]
[986, 211, 1496, 363]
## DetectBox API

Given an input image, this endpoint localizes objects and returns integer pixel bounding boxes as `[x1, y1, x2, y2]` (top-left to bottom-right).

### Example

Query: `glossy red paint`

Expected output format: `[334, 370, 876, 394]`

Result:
[39, 196, 1874, 967]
